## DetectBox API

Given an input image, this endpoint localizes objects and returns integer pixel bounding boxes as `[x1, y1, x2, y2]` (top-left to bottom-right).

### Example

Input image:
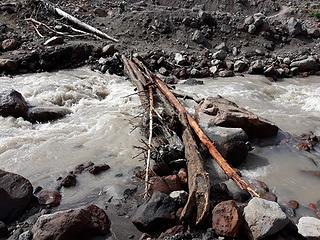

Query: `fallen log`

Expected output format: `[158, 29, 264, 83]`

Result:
[180, 113, 210, 225]
[39, 0, 119, 42]
[150, 73, 260, 198]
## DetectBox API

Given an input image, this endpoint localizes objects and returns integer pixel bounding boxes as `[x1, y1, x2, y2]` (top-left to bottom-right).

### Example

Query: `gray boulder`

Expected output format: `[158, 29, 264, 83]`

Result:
[244, 198, 289, 239]
[192, 30, 206, 44]
[290, 57, 319, 72]
[132, 191, 176, 232]
[213, 50, 227, 60]
[297, 217, 320, 239]
[0, 170, 33, 223]
[287, 18, 304, 36]
[174, 53, 187, 65]
[0, 90, 28, 118]
[27, 107, 71, 123]
[234, 60, 248, 72]
[0, 59, 17, 72]
[32, 205, 110, 240]
[195, 96, 279, 138]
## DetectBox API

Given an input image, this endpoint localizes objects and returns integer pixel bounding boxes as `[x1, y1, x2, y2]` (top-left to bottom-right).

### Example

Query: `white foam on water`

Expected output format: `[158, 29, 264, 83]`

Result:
[0, 68, 142, 207]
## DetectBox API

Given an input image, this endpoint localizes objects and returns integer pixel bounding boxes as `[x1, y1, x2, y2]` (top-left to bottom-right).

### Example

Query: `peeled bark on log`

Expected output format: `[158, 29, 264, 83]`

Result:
[148, 73, 259, 198]
[180, 115, 210, 226]
[39, 0, 119, 42]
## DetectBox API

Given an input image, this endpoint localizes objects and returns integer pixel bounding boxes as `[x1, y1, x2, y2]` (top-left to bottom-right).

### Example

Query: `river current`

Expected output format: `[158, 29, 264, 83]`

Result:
[0, 68, 319, 236]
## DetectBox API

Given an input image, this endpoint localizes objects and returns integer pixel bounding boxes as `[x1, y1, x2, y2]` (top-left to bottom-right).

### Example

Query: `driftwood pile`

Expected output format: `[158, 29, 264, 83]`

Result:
[122, 56, 260, 226]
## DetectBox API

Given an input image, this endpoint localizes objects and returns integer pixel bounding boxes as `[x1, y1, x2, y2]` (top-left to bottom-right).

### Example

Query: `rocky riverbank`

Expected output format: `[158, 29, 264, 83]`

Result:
[0, 0, 320, 79]
[1, 0, 320, 239]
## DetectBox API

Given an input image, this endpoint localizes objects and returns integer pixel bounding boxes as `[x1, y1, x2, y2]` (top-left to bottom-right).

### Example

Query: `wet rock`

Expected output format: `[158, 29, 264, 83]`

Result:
[177, 168, 187, 185]
[32, 205, 110, 240]
[297, 217, 320, 239]
[59, 174, 76, 188]
[132, 191, 176, 232]
[37, 190, 62, 207]
[102, 44, 117, 56]
[287, 18, 304, 36]
[182, 78, 203, 85]
[0, 59, 17, 72]
[0, 221, 8, 238]
[212, 50, 227, 60]
[169, 191, 188, 207]
[74, 161, 94, 174]
[0, 89, 28, 118]
[244, 198, 289, 239]
[290, 57, 319, 72]
[192, 30, 206, 44]
[234, 60, 247, 72]
[44, 36, 64, 46]
[261, 192, 278, 202]
[150, 176, 171, 194]
[287, 200, 299, 210]
[0, 170, 33, 223]
[164, 175, 183, 192]
[2, 38, 19, 51]
[195, 96, 279, 138]
[196, 110, 249, 166]
[218, 70, 234, 77]
[88, 164, 110, 175]
[212, 200, 241, 237]
[27, 107, 71, 123]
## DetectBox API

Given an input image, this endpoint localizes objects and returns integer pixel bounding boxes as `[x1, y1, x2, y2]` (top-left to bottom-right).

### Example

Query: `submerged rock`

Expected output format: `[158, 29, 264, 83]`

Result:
[244, 198, 289, 239]
[195, 96, 279, 138]
[27, 107, 71, 123]
[32, 205, 110, 240]
[88, 164, 110, 175]
[0, 170, 34, 223]
[37, 190, 62, 207]
[132, 191, 176, 232]
[0, 89, 28, 118]
[297, 217, 320, 239]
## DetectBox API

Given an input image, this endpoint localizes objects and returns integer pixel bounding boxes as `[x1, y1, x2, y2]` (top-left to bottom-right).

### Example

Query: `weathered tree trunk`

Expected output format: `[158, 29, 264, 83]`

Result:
[39, 0, 119, 42]
[180, 114, 210, 226]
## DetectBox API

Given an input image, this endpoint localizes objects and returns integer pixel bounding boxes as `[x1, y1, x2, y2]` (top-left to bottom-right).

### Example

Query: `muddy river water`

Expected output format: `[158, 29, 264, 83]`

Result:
[0, 68, 319, 238]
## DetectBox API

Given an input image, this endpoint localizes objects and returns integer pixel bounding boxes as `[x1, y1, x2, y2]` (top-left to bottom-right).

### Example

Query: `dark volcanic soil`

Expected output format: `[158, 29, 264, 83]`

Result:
[0, 0, 319, 76]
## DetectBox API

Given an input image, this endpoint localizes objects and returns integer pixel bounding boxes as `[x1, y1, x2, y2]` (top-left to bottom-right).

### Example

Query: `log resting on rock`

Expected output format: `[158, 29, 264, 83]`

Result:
[196, 96, 279, 138]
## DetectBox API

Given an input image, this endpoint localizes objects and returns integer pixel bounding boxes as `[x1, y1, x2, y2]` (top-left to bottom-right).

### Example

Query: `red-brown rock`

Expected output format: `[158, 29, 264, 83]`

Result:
[150, 176, 171, 194]
[177, 168, 188, 185]
[32, 205, 110, 240]
[1, 38, 19, 51]
[59, 174, 77, 188]
[287, 200, 299, 210]
[37, 190, 62, 207]
[164, 175, 183, 192]
[88, 164, 110, 175]
[212, 200, 242, 237]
